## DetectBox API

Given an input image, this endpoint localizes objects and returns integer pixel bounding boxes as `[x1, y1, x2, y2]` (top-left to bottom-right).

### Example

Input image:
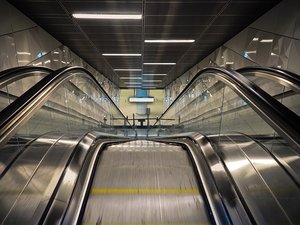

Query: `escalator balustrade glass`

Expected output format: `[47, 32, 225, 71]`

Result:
[0, 67, 132, 177]
[0, 66, 52, 111]
[239, 67, 300, 117]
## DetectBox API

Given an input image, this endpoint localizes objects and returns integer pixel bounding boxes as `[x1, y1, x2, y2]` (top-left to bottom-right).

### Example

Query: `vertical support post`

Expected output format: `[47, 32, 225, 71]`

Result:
[133, 113, 135, 126]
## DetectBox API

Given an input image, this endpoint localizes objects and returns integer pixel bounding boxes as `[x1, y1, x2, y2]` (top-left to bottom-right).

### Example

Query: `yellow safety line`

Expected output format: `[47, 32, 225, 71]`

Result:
[91, 188, 199, 195]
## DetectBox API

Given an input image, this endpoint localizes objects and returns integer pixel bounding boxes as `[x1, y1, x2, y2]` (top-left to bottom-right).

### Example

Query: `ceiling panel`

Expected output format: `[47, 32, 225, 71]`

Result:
[7, 0, 281, 89]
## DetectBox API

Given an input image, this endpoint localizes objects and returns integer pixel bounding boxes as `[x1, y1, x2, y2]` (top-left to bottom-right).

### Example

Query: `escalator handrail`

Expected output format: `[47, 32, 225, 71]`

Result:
[0, 66, 132, 145]
[0, 66, 53, 88]
[61, 138, 129, 225]
[237, 66, 300, 93]
[153, 67, 300, 149]
[153, 137, 234, 225]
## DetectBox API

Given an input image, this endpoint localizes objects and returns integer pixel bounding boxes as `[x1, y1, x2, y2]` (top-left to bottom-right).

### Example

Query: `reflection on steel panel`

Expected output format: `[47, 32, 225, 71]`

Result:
[0, 134, 78, 224]
[82, 140, 211, 224]
[210, 134, 300, 224]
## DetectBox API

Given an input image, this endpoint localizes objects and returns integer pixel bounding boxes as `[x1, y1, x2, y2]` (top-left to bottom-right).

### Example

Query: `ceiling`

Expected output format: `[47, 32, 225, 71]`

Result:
[8, 0, 281, 89]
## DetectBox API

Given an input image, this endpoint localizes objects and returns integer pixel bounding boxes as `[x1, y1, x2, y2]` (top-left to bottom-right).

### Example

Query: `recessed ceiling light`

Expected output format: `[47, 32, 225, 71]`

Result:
[114, 69, 142, 71]
[120, 77, 142, 80]
[144, 63, 176, 65]
[260, 39, 273, 43]
[17, 52, 31, 55]
[102, 53, 141, 56]
[245, 50, 257, 54]
[143, 80, 162, 82]
[145, 40, 195, 43]
[72, 13, 142, 20]
[124, 82, 141, 84]
[143, 74, 167, 76]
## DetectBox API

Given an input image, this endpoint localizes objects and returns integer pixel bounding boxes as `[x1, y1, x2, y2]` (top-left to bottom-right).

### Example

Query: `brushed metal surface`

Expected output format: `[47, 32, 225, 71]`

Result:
[82, 140, 210, 224]
[211, 134, 300, 224]
[0, 134, 78, 224]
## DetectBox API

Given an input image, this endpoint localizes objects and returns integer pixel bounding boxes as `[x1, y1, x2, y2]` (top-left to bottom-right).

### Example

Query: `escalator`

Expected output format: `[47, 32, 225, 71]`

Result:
[0, 66, 299, 224]
[79, 140, 214, 224]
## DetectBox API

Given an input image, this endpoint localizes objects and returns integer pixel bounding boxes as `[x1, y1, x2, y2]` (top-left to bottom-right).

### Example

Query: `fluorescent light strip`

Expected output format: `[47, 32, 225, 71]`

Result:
[143, 84, 158, 86]
[260, 39, 273, 43]
[124, 82, 141, 84]
[144, 63, 176, 65]
[72, 13, 142, 20]
[114, 69, 142, 71]
[245, 50, 257, 54]
[225, 62, 234, 65]
[143, 74, 167, 76]
[17, 52, 31, 55]
[143, 80, 161, 82]
[145, 40, 195, 43]
[120, 77, 142, 80]
[102, 53, 141, 56]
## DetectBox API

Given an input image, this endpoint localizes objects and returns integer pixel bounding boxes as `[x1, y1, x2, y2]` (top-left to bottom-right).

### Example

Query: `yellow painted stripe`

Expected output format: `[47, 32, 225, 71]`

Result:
[91, 188, 199, 195]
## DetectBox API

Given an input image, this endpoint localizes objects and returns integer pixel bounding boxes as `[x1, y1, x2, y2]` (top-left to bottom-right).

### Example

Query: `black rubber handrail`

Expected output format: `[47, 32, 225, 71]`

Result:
[153, 67, 300, 149]
[0, 66, 132, 145]
[237, 66, 300, 93]
[0, 66, 53, 89]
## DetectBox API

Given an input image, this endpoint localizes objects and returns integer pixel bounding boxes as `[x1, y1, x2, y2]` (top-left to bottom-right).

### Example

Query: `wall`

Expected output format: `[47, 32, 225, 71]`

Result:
[0, 0, 120, 104]
[165, 0, 300, 107]
[119, 89, 164, 125]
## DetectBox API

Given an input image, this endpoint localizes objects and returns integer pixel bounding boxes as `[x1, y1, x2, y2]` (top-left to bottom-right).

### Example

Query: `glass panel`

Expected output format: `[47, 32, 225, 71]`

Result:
[17, 74, 128, 136]
[151, 71, 300, 184]
[0, 70, 132, 175]
[242, 71, 300, 116]
[0, 72, 45, 111]
[155, 73, 276, 137]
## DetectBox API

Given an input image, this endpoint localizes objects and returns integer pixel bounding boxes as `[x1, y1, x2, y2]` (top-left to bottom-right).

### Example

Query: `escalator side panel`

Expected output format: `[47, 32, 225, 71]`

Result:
[213, 135, 300, 224]
[0, 135, 78, 224]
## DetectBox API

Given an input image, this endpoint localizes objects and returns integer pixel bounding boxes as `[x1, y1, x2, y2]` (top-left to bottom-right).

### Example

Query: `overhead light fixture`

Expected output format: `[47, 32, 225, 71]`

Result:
[72, 13, 142, 20]
[144, 63, 176, 65]
[252, 37, 259, 41]
[260, 39, 273, 43]
[102, 53, 141, 56]
[143, 80, 162, 82]
[17, 52, 31, 55]
[225, 62, 234, 65]
[245, 50, 257, 54]
[120, 77, 142, 80]
[145, 40, 195, 43]
[124, 82, 141, 85]
[114, 69, 142, 71]
[143, 74, 167, 76]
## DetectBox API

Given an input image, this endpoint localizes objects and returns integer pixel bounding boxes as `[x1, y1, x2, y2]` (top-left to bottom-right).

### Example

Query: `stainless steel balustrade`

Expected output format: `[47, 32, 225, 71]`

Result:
[148, 66, 300, 224]
[0, 66, 133, 225]
[0, 65, 299, 225]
